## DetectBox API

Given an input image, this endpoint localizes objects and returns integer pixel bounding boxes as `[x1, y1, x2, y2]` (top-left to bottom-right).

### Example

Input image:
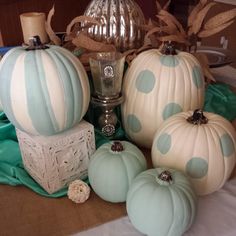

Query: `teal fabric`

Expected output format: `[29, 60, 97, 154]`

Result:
[0, 83, 236, 197]
[204, 83, 236, 121]
[0, 108, 125, 198]
[0, 112, 68, 197]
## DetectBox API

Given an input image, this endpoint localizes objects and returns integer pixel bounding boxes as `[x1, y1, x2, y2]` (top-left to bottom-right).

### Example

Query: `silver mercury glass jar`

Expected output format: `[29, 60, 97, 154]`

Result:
[83, 0, 146, 52]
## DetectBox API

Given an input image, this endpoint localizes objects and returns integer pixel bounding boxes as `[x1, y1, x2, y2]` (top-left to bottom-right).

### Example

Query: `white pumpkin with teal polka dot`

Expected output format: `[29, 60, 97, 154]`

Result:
[0, 36, 90, 136]
[121, 43, 205, 148]
[151, 109, 236, 195]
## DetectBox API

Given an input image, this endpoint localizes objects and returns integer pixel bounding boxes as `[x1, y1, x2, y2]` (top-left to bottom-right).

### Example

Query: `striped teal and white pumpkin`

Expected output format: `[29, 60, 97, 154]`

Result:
[0, 40, 90, 136]
[121, 45, 205, 148]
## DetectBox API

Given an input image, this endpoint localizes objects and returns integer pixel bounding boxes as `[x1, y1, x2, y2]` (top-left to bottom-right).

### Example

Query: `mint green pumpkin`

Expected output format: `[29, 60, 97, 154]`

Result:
[126, 168, 197, 236]
[88, 141, 147, 203]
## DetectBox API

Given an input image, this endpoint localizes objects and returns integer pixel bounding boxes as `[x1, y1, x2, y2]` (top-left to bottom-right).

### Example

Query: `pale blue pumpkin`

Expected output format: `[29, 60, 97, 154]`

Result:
[126, 168, 197, 236]
[121, 46, 205, 148]
[88, 141, 147, 203]
[0, 42, 90, 135]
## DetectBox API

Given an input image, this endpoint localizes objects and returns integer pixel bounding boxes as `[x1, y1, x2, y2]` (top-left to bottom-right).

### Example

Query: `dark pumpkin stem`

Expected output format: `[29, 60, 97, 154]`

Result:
[26, 35, 49, 50]
[187, 109, 208, 125]
[160, 41, 177, 55]
[111, 141, 124, 152]
[158, 170, 173, 183]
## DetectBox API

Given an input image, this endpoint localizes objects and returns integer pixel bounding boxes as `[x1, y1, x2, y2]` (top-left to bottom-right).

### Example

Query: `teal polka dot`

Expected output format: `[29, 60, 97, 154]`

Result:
[220, 133, 235, 157]
[186, 157, 208, 179]
[160, 55, 179, 67]
[162, 103, 183, 120]
[127, 114, 142, 133]
[156, 133, 171, 154]
[192, 66, 203, 88]
[135, 70, 156, 93]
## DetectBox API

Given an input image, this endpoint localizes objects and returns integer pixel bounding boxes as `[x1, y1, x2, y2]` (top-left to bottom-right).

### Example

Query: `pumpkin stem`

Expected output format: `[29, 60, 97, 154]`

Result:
[26, 35, 49, 50]
[158, 170, 173, 183]
[111, 141, 124, 152]
[187, 109, 208, 125]
[160, 41, 177, 55]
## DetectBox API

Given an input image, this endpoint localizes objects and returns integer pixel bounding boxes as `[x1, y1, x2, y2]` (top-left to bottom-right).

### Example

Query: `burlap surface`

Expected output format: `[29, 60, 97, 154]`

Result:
[0, 182, 126, 236]
[0, 149, 152, 236]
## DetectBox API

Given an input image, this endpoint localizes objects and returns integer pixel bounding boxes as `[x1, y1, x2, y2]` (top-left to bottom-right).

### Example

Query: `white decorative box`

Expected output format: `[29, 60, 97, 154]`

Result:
[16, 120, 96, 194]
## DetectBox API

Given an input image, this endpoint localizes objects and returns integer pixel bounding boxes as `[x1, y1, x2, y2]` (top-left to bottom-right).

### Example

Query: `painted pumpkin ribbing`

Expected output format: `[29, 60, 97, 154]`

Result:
[126, 168, 197, 236]
[151, 110, 236, 195]
[88, 141, 147, 203]
[121, 49, 205, 148]
[0, 45, 90, 135]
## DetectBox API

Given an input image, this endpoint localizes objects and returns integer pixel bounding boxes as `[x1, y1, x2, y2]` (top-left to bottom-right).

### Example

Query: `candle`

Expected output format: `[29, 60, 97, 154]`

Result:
[20, 12, 49, 45]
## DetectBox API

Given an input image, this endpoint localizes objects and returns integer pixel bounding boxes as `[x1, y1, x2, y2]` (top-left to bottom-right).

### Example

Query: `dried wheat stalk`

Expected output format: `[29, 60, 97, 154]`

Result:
[156, 0, 171, 12]
[150, 0, 236, 46]
[65, 16, 100, 37]
[188, 2, 216, 35]
[193, 52, 215, 84]
[141, 0, 236, 82]
[45, 5, 62, 45]
[188, 0, 208, 28]
[188, 1, 236, 41]
[198, 20, 234, 38]
[159, 9, 186, 35]
[72, 32, 116, 52]
[204, 8, 236, 29]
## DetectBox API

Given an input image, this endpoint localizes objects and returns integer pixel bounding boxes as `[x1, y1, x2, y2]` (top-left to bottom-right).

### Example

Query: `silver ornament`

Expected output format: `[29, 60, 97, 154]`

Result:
[84, 0, 146, 52]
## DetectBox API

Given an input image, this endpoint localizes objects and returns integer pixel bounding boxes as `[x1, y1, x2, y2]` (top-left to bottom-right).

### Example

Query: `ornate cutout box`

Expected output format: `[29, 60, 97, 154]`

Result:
[16, 120, 96, 194]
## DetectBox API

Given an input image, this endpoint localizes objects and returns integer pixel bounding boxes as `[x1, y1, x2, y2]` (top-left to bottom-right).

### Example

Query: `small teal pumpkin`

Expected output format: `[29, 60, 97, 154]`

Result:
[88, 141, 147, 203]
[126, 168, 197, 236]
[0, 36, 90, 136]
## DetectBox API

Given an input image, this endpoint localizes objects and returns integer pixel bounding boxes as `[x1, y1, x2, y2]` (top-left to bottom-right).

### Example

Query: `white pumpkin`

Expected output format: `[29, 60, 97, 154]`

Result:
[121, 45, 205, 148]
[0, 37, 90, 136]
[151, 109, 236, 195]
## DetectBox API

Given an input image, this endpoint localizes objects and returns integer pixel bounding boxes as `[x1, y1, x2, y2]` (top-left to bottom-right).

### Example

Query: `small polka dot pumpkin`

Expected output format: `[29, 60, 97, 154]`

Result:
[151, 109, 236, 195]
[88, 141, 147, 203]
[121, 45, 205, 148]
[126, 168, 197, 236]
[0, 37, 90, 136]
